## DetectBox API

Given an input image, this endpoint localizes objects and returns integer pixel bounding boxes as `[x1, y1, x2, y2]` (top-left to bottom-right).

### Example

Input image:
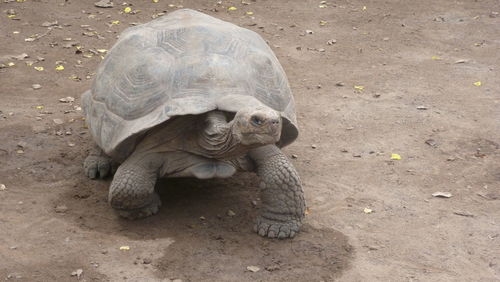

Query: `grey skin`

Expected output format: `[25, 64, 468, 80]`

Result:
[84, 106, 305, 238]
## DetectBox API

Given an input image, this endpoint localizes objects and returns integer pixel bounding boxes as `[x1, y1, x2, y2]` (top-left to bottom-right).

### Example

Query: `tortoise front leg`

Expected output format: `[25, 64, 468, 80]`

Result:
[249, 145, 306, 239]
[108, 153, 163, 219]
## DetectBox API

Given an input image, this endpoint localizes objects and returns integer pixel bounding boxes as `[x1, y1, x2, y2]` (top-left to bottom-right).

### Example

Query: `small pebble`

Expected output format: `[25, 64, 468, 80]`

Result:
[246, 265, 260, 272]
[0, 184, 6, 191]
[227, 209, 236, 217]
[335, 81, 345, 87]
[55, 204, 68, 213]
[432, 191, 452, 198]
[311, 144, 317, 149]
[291, 154, 298, 159]
[32, 84, 42, 90]
[53, 119, 64, 125]
[143, 258, 152, 264]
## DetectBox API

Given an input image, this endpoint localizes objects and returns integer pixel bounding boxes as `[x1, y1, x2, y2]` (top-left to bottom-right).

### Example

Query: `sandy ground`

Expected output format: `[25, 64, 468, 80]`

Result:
[1, 0, 499, 281]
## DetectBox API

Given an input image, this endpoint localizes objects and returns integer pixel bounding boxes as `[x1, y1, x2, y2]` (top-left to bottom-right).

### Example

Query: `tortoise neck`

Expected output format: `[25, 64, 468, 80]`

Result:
[197, 111, 250, 159]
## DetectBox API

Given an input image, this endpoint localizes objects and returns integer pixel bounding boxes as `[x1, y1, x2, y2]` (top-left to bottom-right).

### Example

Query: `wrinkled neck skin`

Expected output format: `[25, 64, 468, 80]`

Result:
[196, 111, 254, 160]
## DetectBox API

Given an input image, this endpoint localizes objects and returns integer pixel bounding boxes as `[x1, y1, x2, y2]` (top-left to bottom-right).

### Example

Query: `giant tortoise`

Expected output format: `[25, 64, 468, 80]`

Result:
[82, 9, 305, 238]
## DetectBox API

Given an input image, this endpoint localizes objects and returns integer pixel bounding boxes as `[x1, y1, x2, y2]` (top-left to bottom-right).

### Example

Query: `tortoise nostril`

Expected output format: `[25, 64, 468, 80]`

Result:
[270, 119, 280, 125]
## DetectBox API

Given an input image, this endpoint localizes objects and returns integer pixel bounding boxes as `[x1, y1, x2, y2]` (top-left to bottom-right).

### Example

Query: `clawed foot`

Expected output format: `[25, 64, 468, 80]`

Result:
[114, 193, 162, 220]
[254, 216, 301, 239]
[84, 155, 112, 179]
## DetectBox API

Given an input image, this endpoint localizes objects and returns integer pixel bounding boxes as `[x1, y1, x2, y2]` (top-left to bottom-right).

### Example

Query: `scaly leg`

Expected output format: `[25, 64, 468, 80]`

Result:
[249, 145, 306, 239]
[108, 153, 163, 219]
[84, 145, 112, 179]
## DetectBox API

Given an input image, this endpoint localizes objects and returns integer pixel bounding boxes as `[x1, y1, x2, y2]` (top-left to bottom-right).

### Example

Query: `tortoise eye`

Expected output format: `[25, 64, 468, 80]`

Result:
[251, 115, 264, 126]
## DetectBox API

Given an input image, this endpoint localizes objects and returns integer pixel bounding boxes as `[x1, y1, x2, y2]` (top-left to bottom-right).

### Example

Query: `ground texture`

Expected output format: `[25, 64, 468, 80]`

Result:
[0, 0, 499, 281]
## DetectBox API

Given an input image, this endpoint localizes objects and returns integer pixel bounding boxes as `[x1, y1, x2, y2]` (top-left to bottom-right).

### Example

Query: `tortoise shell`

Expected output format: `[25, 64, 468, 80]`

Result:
[82, 9, 298, 160]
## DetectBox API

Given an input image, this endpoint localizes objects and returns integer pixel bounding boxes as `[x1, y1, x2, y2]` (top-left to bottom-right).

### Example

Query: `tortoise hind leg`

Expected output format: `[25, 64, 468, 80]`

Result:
[84, 145, 112, 179]
[108, 153, 163, 219]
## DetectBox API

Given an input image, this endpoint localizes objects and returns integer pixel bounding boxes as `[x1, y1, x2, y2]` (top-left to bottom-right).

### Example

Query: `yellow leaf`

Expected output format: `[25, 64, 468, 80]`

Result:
[431, 56, 442, 60]
[354, 85, 364, 91]
[35, 106, 44, 110]
[391, 153, 401, 160]
[119, 246, 130, 251]
[124, 7, 132, 13]
[246, 11, 254, 15]
[7, 62, 15, 67]
[111, 20, 120, 25]
[228, 6, 237, 11]
[34, 66, 44, 71]
[319, 4, 327, 8]
[96, 49, 108, 53]
[473, 81, 481, 86]
[55, 65, 65, 71]
[362, 6, 367, 11]
[363, 208, 373, 214]
[26, 61, 33, 66]
[13, 31, 20, 34]
[319, 20, 327, 26]
[152, 0, 159, 2]
[7, 15, 16, 18]
[304, 208, 311, 215]
[16, 0, 26, 2]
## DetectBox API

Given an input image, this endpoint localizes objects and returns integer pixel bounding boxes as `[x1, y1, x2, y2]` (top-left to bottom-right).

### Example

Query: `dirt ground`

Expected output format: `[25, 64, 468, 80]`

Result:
[0, 0, 499, 281]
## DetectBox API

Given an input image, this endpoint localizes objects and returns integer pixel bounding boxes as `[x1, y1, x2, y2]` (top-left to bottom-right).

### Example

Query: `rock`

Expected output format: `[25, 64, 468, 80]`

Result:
[59, 97, 75, 103]
[416, 105, 428, 110]
[425, 139, 437, 147]
[12, 53, 29, 60]
[53, 118, 64, 125]
[455, 59, 467, 64]
[41, 20, 59, 27]
[17, 141, 28, 148]
[71, 269, 83, 279]
[94, 0, 114, 8]
[311, 144, 317, 149]
[432, 191, 452, 198]
[227, 209, 236, 217]
[383, 37, 390, 41]
[246, 265, 260, 272]
[55, 204, 68, 213]
[335, 81, 345, 86]
[327, 39, 337, 45]
[453, 211, 474, 217]
[32, 84, 42, 90]
[291, 154, 298, 159]
[265, 264, 280, 271]
[143, 258, 152, 264]
[305, 29, 313, 34]
[0, 184, 6, 191]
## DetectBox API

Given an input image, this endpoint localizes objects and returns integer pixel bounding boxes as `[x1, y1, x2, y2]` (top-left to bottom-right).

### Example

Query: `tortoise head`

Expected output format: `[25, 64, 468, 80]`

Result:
[232, 106, 282, 146]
